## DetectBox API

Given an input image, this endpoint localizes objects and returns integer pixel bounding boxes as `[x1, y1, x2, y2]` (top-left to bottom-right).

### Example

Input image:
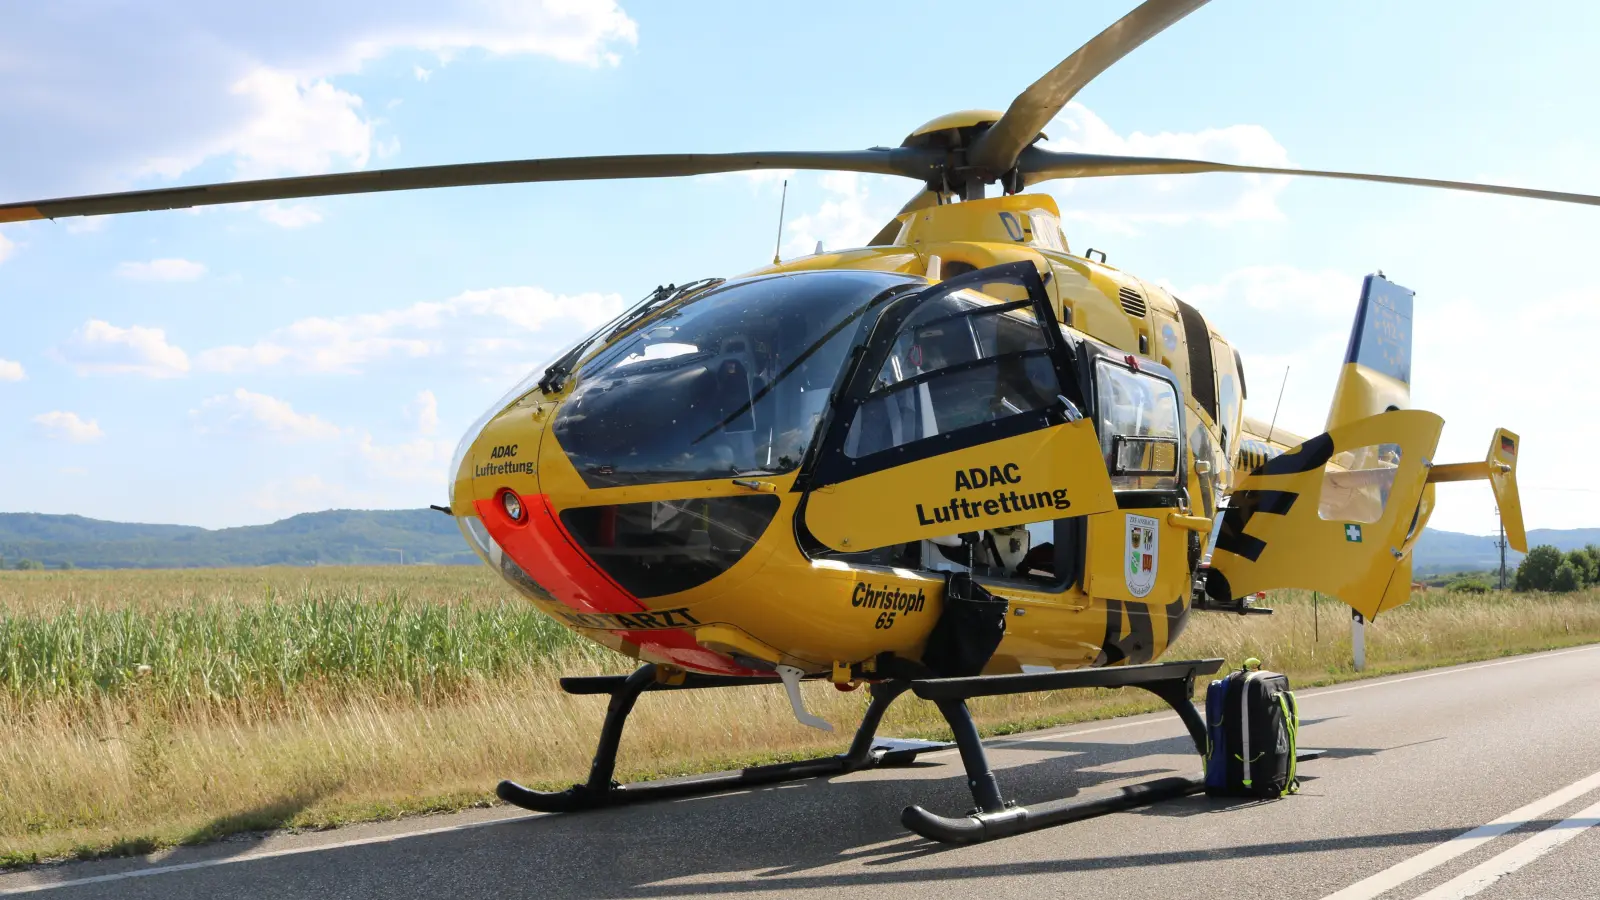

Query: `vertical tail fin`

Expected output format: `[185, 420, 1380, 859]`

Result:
[1325, 274, 1414, 431]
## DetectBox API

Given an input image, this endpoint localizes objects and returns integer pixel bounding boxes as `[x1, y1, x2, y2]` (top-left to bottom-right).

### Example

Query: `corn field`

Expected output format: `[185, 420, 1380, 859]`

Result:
[2, 566, 1597, 869]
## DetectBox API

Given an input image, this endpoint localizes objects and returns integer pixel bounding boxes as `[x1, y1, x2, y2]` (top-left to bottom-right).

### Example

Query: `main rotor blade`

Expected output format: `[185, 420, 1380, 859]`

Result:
[1017, 148, 1600, 208]
[967, 0, 1211, 178]
[866, 188, 946, 246]
[0, 150, 936, 223]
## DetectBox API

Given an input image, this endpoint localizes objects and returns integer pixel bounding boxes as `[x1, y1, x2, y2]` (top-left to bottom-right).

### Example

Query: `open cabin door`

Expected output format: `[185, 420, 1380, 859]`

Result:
[802, 261, 1117, 553]
[1206, 409, 1444, 619]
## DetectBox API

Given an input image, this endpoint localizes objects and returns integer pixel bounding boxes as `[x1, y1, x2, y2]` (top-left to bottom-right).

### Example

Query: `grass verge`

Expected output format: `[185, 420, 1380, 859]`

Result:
[2, 568, 1597, 869]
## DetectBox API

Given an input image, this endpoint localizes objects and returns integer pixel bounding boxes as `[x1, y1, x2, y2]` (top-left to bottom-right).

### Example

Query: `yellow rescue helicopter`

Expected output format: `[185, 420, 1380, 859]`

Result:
[3, 0, 1586, 844]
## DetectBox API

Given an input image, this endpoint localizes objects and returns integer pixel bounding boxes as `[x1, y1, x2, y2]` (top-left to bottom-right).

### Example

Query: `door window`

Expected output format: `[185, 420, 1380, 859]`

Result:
[1318, 443, 1403, 524]
[1094, 358, 1183, 492]
[843, 295, 1063, 460]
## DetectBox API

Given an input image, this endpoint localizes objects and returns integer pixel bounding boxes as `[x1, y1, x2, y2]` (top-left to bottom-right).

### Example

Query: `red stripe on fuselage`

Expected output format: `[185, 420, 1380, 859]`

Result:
[475, 494, 758, 675]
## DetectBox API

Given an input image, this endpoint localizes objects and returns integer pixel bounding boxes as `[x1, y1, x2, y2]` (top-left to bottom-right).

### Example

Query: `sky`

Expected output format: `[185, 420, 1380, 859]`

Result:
[2, 0, 1597, 534]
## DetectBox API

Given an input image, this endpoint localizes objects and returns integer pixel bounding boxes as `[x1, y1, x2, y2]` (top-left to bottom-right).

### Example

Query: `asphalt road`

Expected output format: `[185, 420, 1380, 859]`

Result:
[6, 644, 1600, 900]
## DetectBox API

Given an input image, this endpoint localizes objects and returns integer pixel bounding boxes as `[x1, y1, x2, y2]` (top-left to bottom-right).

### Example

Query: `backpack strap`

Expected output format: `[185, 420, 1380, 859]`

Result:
[1279, 691, 1300, 795]
[1237, 671, 1262, 789]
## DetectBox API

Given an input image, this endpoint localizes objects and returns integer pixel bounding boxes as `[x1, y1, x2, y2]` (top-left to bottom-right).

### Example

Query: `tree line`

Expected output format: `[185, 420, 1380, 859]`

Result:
[1516, 545, 1600, 592]
[0, 557, 71, 570]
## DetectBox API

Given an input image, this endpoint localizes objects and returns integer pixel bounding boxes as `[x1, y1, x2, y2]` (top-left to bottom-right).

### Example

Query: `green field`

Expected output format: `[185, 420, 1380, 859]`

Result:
[3, 566, 1599, 869]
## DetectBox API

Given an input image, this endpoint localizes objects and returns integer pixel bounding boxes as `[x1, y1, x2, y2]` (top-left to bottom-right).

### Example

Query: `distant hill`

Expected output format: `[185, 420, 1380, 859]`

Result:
[0, 510, 478, 569]
[1412, 527, 1600, 575]
[1, 509, 1596, 572]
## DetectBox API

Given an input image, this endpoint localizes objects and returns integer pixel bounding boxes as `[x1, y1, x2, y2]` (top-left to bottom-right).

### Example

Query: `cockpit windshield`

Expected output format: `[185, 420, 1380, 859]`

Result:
[553, 270, 921, 487]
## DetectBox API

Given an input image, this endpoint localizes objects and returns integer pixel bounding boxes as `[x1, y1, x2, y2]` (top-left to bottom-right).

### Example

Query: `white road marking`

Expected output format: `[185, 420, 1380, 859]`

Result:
[1305, 644, 1600, 699]
[927, 644, 1600, 760]
[0, 811, 536, 896]
[5, 644, 1597, 895]
[1409, 796, 1600, 900]
[1317, 768, 1600, 900]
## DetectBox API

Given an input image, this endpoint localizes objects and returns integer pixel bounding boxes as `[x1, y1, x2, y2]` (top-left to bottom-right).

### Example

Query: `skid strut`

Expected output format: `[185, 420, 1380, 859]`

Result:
[496, 664, 945, 814]
[900, 658, 1224, 844]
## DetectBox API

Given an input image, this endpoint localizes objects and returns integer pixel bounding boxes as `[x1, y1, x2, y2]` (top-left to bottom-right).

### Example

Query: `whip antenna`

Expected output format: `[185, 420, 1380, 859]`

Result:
[772, 179, 788, 265]
[1267, 365, 1290, 444]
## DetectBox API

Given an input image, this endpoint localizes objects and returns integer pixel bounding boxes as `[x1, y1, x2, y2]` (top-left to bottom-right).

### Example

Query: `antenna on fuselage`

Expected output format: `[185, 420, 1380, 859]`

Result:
[772, 179, 788, 265]
[1267, 366, 1290, 444]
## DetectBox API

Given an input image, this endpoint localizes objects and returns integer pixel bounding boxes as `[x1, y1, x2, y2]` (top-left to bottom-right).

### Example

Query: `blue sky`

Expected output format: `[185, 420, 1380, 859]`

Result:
[2, 0, 1597, 534]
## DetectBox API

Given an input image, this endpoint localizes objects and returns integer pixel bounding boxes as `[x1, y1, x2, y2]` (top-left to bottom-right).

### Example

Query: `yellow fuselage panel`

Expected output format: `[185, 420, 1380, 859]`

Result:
[804, 421, 1116, 552]
[458, 373, 1201, 675]
[1209, 409, 1444, 619]
[1326, 362, 1410, 432]
[446, 202, 1240, 677]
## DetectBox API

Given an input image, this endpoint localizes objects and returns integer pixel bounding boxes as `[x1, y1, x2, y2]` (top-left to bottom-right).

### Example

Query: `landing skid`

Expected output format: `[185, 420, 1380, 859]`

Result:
[498, 658, 1272, 843]
[900, 659, 1222, 843]
[495, 666, 946, 814]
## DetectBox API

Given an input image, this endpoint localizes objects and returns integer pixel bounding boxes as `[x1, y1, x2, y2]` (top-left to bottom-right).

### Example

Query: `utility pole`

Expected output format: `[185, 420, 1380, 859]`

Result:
[1494, 508, 1508, 590]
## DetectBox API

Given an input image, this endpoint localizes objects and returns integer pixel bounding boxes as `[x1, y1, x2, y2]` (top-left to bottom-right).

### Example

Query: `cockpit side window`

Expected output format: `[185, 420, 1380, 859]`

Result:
[552, 271, 918, 488]
[845, 293, 1061, 459]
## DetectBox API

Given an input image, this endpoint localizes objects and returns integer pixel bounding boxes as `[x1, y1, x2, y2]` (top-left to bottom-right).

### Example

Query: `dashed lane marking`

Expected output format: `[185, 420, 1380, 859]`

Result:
[1317, 768, 1600, 900]
[1409, 795, 1600, 900]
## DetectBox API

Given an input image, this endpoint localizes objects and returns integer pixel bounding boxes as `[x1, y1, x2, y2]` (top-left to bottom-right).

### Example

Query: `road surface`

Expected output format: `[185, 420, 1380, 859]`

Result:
[5, 644, 1600, 899]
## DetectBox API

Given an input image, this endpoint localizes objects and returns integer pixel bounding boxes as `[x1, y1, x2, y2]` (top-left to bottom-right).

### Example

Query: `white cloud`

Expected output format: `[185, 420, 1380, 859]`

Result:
[57, 320, 191, 378]
[33, 411, 104, 443]
[410, 390, 439, 435]
[1039, 103, 1293, 232]
[1170, 267, 1359, 321]
[780, 172, 903, 257]
[225, 387, 456, 516]
[0, 230, 13, 263]
[115, 258, 208, 281]
[192, 388, 342, 441]
[413, 65, 432, 82]
[358, 433, 453, 483]
[139, 70, 372, 181]
[248, 474, 391, 515]
[1165, 265, 1364, 441]
[197, 285, 625, 375]
[1, 2, 641, 199]
[0, 359, 23, 381]
[259, 202, 323, 228]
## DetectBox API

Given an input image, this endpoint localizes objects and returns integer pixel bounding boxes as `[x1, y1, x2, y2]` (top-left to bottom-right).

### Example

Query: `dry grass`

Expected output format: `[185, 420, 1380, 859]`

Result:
[3, 567, 1597, 868]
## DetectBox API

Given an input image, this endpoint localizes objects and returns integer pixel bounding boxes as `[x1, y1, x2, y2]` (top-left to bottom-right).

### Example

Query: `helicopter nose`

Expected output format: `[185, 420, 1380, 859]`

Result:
[444, 379, 550, 578]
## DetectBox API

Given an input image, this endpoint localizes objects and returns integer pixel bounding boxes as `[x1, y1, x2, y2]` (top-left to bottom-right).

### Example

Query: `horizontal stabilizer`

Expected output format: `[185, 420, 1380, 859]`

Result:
[1427, 428, 1526, 553]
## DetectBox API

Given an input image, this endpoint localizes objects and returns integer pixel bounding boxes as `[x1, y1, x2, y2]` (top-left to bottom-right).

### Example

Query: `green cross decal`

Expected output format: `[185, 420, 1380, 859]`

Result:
[1344, 523, 1363, 543]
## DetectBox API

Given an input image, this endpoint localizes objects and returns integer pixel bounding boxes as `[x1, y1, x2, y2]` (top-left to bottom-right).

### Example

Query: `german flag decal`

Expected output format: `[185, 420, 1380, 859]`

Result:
[1500, 435, 1517, 457]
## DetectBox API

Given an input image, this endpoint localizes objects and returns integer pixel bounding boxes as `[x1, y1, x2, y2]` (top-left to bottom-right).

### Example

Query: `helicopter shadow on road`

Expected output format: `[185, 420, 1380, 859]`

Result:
[1128, 734, 1447, 821]
[176, 724, 1216, 898]
[76, 719, 1501, 900]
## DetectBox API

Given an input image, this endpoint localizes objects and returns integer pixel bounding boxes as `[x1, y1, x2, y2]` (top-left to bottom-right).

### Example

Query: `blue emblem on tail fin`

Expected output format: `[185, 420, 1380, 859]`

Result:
[1344, 274, 1414, 385]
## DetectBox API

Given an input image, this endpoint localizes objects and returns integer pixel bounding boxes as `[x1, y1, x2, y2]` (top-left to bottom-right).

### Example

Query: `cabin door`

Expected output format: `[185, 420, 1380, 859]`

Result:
[801, 261, 1116, 553]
